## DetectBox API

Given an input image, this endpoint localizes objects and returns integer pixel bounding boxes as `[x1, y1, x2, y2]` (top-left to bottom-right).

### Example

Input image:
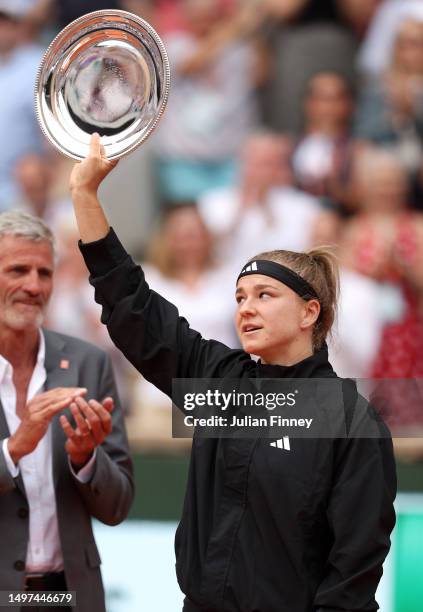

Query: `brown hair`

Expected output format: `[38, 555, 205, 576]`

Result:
[250, 247, 339, 350]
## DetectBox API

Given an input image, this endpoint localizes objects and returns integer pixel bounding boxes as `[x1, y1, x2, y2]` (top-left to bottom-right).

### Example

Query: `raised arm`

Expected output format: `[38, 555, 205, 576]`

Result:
[69, 133, 116, 243]
[69, 136, 250, 396]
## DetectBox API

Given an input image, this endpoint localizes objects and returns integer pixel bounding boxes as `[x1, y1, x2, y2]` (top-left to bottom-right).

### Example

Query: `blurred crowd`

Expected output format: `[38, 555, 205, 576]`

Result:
[2, 0, 423, 459]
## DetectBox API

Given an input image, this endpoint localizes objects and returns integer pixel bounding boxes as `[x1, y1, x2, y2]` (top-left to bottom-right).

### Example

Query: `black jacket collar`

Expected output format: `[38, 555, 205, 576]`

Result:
[256, 343, 336, 379]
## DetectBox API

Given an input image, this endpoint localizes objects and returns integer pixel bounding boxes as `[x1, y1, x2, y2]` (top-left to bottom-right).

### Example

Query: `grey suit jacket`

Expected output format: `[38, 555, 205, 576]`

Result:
[0, 329, 134, 612]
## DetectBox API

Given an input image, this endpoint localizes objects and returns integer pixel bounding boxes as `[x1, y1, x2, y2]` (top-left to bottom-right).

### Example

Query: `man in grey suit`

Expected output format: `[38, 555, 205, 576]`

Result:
[0, 211, 134, 612]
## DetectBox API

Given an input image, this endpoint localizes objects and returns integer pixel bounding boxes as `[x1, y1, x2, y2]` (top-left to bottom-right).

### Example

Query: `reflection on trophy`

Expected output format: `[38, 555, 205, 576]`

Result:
[35, 10, 170, 160]
[67, 49, 150, 129]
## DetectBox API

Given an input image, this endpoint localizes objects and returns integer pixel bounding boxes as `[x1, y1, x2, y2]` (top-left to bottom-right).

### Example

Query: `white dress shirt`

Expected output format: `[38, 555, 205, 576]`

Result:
[0, 331, 95, 572]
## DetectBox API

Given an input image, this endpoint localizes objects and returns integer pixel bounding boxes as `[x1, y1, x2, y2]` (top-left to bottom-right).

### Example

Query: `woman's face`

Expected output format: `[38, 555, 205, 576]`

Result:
[235, 274, 318, 363]
[241, 137, 293, 195]
[163, 207, 211, 269]
[357, 161, 407, 214]
[305, 73, 353, 131]
[393, 20, 423, 74]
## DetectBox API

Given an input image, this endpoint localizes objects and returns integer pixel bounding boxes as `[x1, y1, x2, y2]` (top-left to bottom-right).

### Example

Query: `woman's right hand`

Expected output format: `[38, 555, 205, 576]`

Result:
[70, 133, 119, 196]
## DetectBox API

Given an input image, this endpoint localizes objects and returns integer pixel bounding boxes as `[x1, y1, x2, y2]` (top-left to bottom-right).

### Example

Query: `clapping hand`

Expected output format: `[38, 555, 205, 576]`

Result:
[8, 387, 87, 464]
[60, 396, 114, 468]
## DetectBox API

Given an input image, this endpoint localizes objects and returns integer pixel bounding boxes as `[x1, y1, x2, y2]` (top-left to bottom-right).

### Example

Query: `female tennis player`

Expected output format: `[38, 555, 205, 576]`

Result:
[70, 134, 396, 612]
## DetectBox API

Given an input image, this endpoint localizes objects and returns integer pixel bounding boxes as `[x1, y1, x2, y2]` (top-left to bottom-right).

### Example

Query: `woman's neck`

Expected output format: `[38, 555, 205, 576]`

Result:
[261, 338, 314, 367]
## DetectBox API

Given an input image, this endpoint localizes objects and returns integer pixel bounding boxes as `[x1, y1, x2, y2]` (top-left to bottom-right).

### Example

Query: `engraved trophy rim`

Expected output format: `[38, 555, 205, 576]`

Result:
[34, 9, 171, 161]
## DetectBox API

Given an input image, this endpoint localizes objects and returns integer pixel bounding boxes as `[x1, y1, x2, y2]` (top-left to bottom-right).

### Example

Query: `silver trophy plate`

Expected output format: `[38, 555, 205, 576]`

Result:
[35, 10, 170, 160]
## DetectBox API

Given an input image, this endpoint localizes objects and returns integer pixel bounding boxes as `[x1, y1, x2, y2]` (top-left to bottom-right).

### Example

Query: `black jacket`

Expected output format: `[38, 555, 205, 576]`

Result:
[80, 229, 397, 612]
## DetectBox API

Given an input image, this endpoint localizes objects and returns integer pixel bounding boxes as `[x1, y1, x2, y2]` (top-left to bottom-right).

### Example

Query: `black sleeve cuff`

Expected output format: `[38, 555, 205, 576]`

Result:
[78, 227, 128, 277]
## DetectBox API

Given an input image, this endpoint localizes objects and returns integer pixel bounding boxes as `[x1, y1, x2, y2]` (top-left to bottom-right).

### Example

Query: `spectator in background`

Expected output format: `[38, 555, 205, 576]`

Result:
[358, 0, 423, 78]
[328, 262, 387, 380]
[0, 2, 43, 210]
[260, 0, 358, 134]
[342, 148, 413, 282]
[354, 18, 423, 195]
[319, 210, 387, 380]
[13, 154, 71, 230]
[143, 205, 237, 348]
[331, 148, 423, 458]
[153, 0, 261, 204]
[129, 204, 237, 442]
[341, 146, 423, 461]
[198, 133, 324, 272]
[341, 148, 423, 381]
[292, 71, 355, 210]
